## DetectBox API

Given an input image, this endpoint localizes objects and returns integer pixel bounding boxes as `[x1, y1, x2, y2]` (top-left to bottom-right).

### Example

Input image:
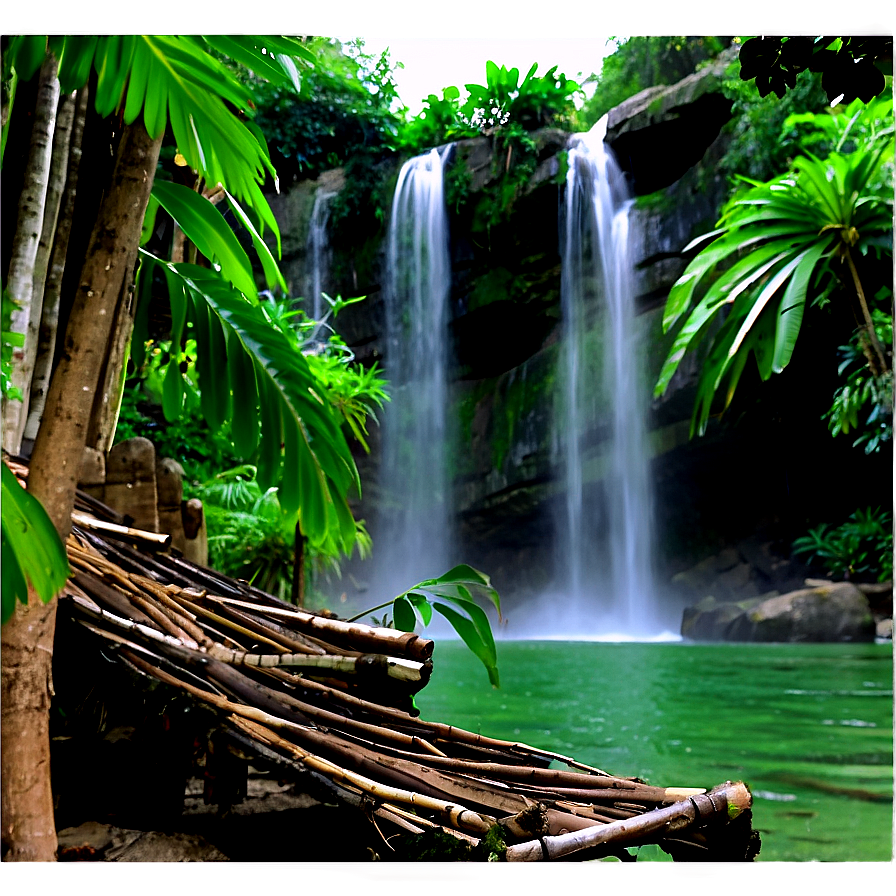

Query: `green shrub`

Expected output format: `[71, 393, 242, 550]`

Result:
[793, 508, 893, 582]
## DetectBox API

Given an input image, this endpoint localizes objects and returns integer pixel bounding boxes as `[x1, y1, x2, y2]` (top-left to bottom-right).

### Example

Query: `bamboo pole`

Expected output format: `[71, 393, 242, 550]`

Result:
[505, 782, 752, 861]
[202, 595, 435, 662]
[71, 511, 171, 547]
[205, 660, 447, 758]
[229, 716, 497, 837]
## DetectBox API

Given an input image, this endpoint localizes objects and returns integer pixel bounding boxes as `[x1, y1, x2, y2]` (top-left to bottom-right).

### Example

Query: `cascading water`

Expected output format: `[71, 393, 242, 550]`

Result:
[372, 146, 454, 599]
[555, 116, 664, 637]
[304, 188, 336, 322]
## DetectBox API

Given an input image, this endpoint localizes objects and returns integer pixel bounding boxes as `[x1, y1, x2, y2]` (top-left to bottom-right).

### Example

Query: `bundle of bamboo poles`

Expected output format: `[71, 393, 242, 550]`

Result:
[8, 458, 759, 861]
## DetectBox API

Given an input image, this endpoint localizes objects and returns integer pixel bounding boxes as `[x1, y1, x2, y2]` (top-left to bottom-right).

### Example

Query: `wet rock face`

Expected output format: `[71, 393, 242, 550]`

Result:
[605, 47, 738, 194]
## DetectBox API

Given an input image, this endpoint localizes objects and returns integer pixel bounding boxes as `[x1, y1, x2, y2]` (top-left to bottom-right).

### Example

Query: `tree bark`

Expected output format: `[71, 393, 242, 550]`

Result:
[845, 249, 889, 376]
[0, 586, 59, 861]
[1, 54, 59, 455]
[24, 87, 89, 449]
[28, 120, 162, 535]
[1, 121, 161, 863]
[8, 88, 76, 453]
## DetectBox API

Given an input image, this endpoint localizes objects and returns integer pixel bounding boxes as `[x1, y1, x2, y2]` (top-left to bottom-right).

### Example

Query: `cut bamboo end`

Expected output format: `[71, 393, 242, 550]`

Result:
[720, 781, 752, 818]
[663, 787, 707, 801]
[71, 510, 171, 548]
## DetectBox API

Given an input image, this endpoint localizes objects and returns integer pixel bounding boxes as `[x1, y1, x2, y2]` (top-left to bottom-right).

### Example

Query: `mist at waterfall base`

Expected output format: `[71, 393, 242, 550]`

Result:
[505, 119, 679, 642]
[370, 146, 456, 607]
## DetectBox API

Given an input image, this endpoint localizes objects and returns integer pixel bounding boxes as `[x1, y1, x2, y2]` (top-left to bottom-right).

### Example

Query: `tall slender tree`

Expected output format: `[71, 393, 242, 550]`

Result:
[0, 34, 362, 861]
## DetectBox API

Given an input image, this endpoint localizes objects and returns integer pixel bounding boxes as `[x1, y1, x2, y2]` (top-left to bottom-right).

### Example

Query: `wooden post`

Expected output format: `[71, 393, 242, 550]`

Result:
[104, 437, 159, 534]
[156, 457, 187, 553]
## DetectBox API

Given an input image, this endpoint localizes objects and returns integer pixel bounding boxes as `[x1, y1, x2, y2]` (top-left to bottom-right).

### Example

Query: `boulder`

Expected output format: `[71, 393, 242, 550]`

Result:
[681, 595, 766, 641]
[682, 582, 876, 643]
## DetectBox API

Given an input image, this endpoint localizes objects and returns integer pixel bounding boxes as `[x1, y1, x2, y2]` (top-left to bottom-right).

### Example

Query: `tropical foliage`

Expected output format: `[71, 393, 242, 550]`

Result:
[247, 38, 403, 185]
[824, 306, 893, 454]
[718, 64, 829, 185]
[654, 100, 894, 437]
[737, 36, 891, 104]
[458, 61, 582, 133]
[793, 507, 893, 582]
[1, 34, 324, 613]
[349, 564, 503, 687]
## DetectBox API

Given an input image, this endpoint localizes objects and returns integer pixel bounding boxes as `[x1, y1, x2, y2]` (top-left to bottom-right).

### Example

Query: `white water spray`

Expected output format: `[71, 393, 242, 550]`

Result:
[373, 146, 454, 598]
[556, 117, 662, 637]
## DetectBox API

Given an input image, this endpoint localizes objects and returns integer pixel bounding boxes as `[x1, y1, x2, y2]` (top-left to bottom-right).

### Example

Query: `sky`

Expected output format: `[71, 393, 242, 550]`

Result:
[348, 38, 614, 114]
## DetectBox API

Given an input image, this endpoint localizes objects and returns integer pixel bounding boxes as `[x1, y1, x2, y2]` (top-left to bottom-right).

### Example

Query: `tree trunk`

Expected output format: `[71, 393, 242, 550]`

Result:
[2, 54, 59, 455]
[845, 249, 889, 376]
[28, 119, 162, 534]
[0, 586, 59, 861]
[9, 88, 76, 453]
[23, 88, 89, 449]
[1, 121, 161, 863]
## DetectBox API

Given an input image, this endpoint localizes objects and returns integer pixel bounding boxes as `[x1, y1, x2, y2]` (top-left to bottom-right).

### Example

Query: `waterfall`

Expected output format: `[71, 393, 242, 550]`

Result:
[373, 146, 453, 599]
[557, 116, 662, 637]
[304, 188, 336, 322]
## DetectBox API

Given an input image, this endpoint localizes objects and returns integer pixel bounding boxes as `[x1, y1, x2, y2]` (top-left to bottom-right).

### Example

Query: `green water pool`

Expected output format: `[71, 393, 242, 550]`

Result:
[414, 640, 894, 861]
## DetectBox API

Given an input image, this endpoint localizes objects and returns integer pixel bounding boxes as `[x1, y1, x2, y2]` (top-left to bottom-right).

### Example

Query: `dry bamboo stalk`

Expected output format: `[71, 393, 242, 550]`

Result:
[140, 584, 212, 647]
[70, 571, 158, 628]
[206, 598, 340, 657]
[67, 590, 186, 652]
[216, 668, 447, 758]
[128, 592, 199, 648]
[204, 644, 427, 683]
[71, 510, 171, 547]
[376, 752, 648, 793]
[79, 531, 169, 582]
[230, 715, 496, 836]
[67, 553, 106, 579]
[492, 779, 705, 804]
[201, 595, 434, 662]
[380, 803, 482, 845]
[216, 604, 330, 656]
[167, 594, 292, 653]
[505, 783, 752, 861]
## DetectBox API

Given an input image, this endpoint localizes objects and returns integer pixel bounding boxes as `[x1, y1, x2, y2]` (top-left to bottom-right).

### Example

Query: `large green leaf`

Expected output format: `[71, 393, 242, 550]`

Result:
[44, 35, 307, 235]
[1, 463, 69, 624]
[353, 565, 502, 687]
[432, 602, 500, 688]
[656, 139, 893, 431]
[152, 180, 257, 298]
[224, 191, 288, 294]
[772, 241, 831, 372]
[140, 254, 358, 549]
[3, 36, 48, 82]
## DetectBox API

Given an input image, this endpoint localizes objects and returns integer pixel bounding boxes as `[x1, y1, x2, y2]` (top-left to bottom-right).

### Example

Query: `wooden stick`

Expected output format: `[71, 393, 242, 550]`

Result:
[120, 651, 494, 836]
[230, 715, 496, 836]
[72, 510, 171, 547]
[505, 782, 752, 861]
[198, 595, 434, 662]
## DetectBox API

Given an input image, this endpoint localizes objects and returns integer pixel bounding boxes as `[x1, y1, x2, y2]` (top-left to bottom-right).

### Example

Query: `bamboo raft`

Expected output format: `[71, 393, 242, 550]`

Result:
[8, 459, 760, 861]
